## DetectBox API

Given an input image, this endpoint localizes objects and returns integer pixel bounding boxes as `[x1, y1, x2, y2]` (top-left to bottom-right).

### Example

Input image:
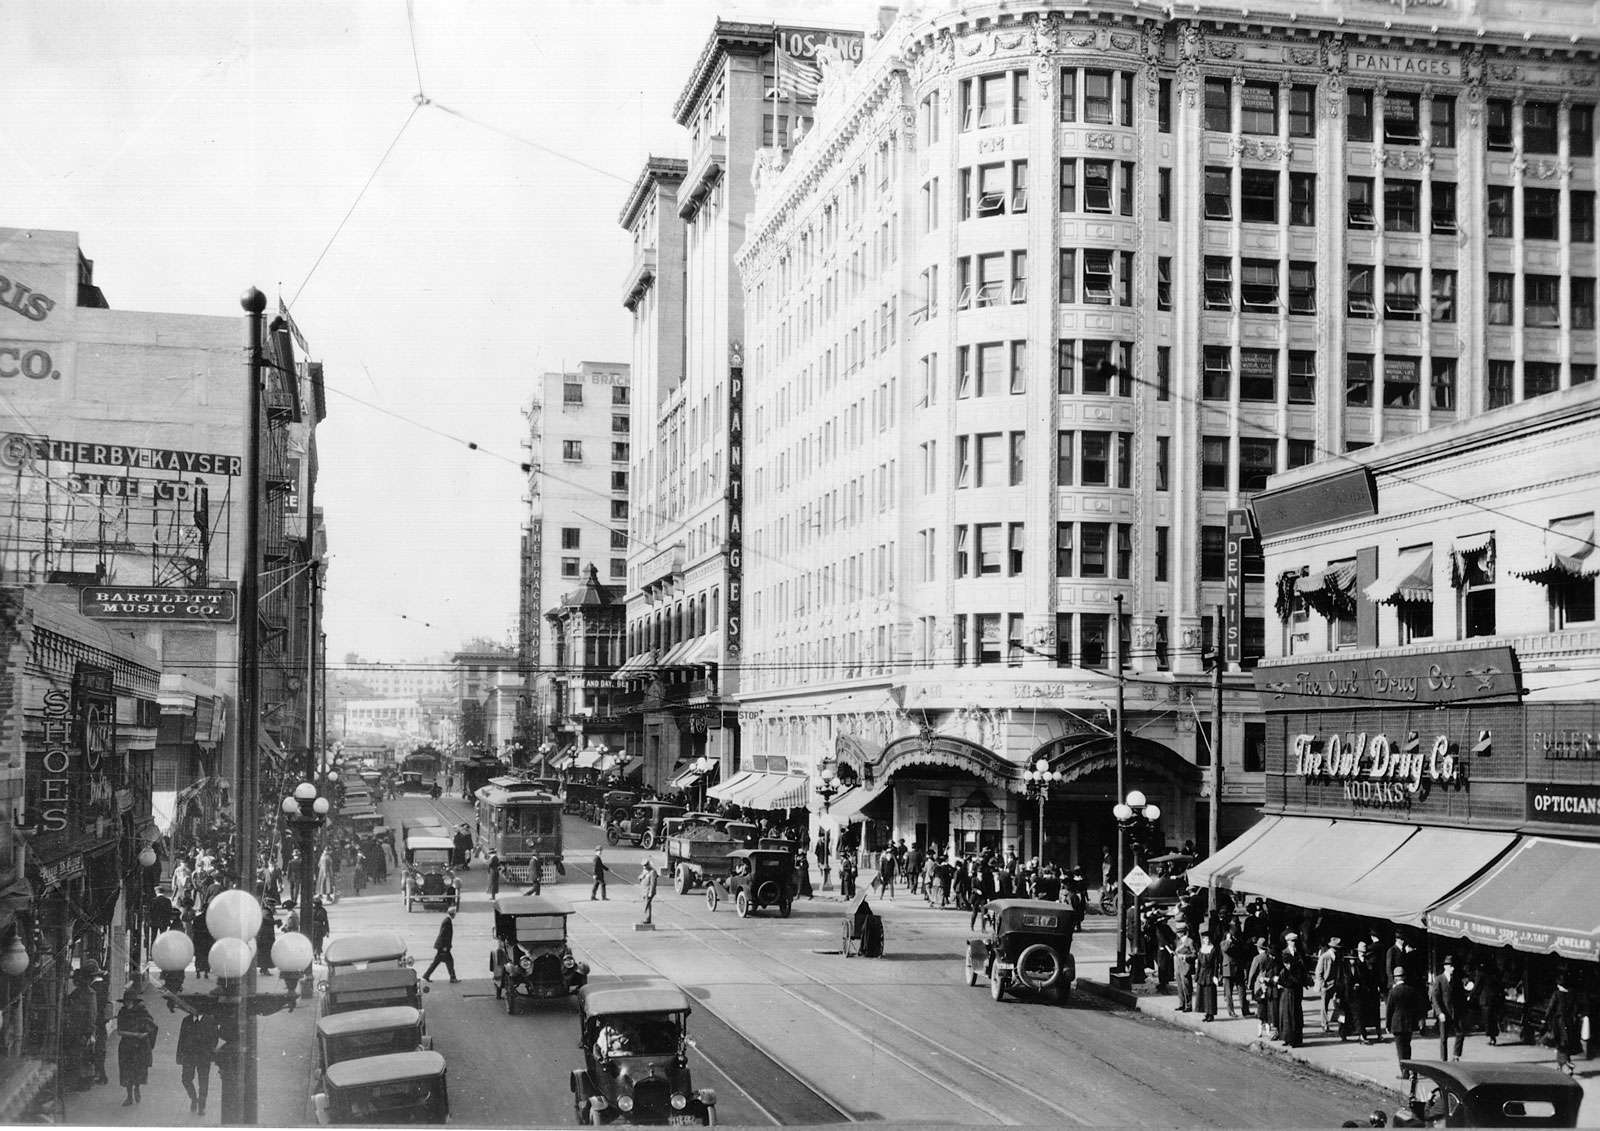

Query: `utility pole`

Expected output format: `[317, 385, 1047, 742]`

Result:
[301, 559, 320, 989]
[1112, 592, 1128, 987]
[1209, 604, 1224, 907]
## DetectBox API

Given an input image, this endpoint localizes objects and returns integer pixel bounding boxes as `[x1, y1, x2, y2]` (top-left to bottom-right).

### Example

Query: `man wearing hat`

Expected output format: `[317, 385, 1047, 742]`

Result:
[1430, 955, 1469, 1061]
[1315, 937, 1341, 1033]
[64, 962, 104, 1090]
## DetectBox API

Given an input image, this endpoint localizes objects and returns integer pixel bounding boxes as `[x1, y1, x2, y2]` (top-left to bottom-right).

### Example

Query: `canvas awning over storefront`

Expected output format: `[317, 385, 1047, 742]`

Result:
[824, 781, 893, 824]
[706, 770, 760, 803]
[742, 773, 809, 811]
[1508, 514, 1598, 583]
[1426, 837, 1600, 961]
[1188, 816, 1517, 926]
[668, 762, 711, 791]
[1364, 545, 1435, 605]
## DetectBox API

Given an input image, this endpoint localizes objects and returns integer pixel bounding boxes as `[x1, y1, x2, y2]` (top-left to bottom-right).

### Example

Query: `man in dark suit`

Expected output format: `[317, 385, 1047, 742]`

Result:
[1430, 954, 1469, 1061]
[1386, 967, 1426, 1081]
[422, 908, 458, 983]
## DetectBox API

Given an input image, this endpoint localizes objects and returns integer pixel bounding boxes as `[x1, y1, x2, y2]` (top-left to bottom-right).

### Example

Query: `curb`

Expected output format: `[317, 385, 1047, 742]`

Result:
[1074, 978, 1138, 1009]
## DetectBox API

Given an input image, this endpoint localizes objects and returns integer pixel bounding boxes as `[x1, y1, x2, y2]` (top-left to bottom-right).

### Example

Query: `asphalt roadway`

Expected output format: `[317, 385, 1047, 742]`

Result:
[343, 792, 1392, 1127]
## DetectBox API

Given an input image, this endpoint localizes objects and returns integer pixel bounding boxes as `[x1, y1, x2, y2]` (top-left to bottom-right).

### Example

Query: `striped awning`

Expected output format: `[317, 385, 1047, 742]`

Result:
[1296, 562, 1356, 597]
[668, 762, 711, 791]
[706, 770, 760, 803]
[1509, 514, 1597, 582]
[1364, 545, 1434, 605]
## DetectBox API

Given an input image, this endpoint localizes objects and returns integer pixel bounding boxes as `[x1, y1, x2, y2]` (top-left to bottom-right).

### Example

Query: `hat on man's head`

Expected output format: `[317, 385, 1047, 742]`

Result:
[1328, 937, 1343, 947]
[122, 987, 142, 1002]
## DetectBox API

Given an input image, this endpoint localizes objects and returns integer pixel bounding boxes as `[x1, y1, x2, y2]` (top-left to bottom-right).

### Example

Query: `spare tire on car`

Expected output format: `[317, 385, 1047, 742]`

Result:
[1015, 942, 1062, 992]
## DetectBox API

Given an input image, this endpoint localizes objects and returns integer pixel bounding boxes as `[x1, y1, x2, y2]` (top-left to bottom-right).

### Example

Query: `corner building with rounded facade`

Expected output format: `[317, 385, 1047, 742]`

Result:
[733, 0, 1600, 867]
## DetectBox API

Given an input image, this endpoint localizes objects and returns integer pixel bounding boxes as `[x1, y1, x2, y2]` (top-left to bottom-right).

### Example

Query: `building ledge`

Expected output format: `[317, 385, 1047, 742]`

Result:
[677, 136, 727, 222]
[621, 247, 658, 312]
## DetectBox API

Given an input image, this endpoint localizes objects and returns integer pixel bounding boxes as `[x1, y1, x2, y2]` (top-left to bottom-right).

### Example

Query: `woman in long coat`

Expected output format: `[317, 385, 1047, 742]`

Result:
[1276, 934, 1309, 1047]
[1543, 971, 1582, 1075]
[114, 990, 159, 1105]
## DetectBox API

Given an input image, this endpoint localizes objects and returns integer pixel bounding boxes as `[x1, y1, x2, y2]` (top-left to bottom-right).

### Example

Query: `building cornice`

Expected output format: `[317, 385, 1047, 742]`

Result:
[617, 156, 688, 232]
[672, 20, 775, 127]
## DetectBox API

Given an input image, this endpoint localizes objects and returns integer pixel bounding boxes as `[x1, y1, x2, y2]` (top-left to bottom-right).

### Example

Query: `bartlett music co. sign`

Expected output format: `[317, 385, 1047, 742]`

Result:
[80, 585, 237, 623]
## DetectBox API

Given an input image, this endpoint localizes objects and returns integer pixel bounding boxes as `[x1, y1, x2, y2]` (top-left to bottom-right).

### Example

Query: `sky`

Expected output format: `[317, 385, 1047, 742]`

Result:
[0, 0, 887, 664]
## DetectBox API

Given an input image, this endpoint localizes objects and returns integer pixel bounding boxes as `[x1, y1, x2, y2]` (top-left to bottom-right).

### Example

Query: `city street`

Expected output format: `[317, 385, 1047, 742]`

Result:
[341, 794, 1392, 1127]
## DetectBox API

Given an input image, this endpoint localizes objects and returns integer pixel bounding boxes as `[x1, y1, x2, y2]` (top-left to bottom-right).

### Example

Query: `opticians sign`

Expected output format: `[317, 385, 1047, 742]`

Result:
[1526, 782, 1600, 828]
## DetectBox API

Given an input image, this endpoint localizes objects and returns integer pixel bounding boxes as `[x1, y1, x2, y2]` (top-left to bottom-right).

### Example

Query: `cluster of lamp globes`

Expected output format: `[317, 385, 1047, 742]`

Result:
[1112, 790, 1162, 824]
[150, 890, 315, 991]
[1022, 759, 1065, 789]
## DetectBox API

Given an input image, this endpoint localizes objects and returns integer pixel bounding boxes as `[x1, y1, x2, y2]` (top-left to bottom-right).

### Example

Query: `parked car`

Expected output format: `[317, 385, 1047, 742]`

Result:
[313, 1050, 448, 1125]
[490, 895, 589, 1012]
[607, 802, 687, 851]
[314, 1005, 431, 1087]
[570, 983, 716, 1125]
[964, 898, 1077, 1004]
[707, 848, 796, 918]
[319, 933, 425, 1018]
[1385, 1061, 1584, 1128]
[403, 834, 461, 913]
[600, 790, 643, 829]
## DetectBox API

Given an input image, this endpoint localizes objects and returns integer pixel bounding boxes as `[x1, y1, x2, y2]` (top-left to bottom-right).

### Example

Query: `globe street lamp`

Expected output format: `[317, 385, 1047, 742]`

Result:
[694, 755, 714, 811]
[280, 782, 331, 996]
[1021, 760, 1064, 865]
[1110, 790, 1161, 988]
[149, 888, 314, 1125]
[815, 767, 840, 812]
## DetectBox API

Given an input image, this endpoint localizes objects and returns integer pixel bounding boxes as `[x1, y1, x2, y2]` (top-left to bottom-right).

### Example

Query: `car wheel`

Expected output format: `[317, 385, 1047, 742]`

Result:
[675, 865, 690, 895]
[641, 829, 657, 851]
[963, 952, 977, 987]
[605, 825, 620, 847]
[735, 892, 750, 918]
[706, 887, 719, 912]
[1015, 943, 1063, 993]
[990, 972, 1006, 1002]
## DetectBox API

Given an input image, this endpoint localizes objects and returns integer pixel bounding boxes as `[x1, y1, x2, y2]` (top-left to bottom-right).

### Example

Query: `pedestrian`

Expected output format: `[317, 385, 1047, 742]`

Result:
[838, 852, 857, 900]
[639, 858, 659, 925]
[310, 896, 330, 960]
[875, 851, 897, 899]
[1100, 846, 1113, 901]
[1223, 921, 1251, 1018]
[113, 989, 158, 1106]
[255, 905, 277, 975]
[590, 846, 609, 901]
[63, 966, 100, 1090]
[907, 842, 924, 896]
[1385, 967, 1426, 1082]
[814, 838, 831, 890]
[1475, 955, 1504, 1046]
[422, 907, 459, 983]
[1315, 937, 1340, 1033]
[1174, 928, 1197, 1013]
[1196, 933, 1220, 1021]
[190, 899, 214, 980]
[1337, 941, 1378, 1044]
[1276, 932, 1308, 1047]
[1246, 938, 1278, 1040]
[1541, 969, 1582, 1076]
[316, 845, 336, 900]
[937, 856, 953, 908]
[1430, 955, 1469, 1062]
[487, 852, 502, 900]
[352, 859, 367, 897]
[176, 1007, 218, 1115]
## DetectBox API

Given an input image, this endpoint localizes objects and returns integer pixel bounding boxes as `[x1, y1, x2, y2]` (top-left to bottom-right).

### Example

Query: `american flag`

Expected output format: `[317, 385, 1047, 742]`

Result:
[767, 47, 821, 101]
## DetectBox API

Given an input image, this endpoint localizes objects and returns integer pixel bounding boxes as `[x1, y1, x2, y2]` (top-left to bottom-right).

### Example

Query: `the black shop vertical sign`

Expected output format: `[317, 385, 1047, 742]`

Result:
[726, 343, 744, 660]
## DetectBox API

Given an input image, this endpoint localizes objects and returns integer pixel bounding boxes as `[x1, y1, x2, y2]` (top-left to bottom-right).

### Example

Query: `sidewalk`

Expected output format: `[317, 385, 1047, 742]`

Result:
[1068, 914, 1600, 1128]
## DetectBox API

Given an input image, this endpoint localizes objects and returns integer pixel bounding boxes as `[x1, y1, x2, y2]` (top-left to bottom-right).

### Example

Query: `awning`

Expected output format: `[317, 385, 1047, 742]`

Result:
[744, 773, 809, 811]
[657, 641, 691, 668]
[1189, 816, 1519, 927]
[706, 769, 761, 803]
[1364, 545, 1435, 605]
[612, 650, 657, 678]
[1296, 562, 1356, 597]
[668, 762, 711, 791]
[1509, 514, 1598, 582]
[1426, 837, 1600, 961]
[824, 780, 893, 823]
[548, 746, 578, 771]
[573, 749, 605, 771]
[681, 633, 721, 667]
[1454, 530, 1495, 556]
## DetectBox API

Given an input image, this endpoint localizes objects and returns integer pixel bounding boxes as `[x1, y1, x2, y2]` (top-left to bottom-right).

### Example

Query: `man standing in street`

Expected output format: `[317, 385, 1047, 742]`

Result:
[177, 1007, 218, 1115]
[639, 858, 659, 925]
[590, 846, 609, 901]
[422, 908, 459, 983]
[487, 851, 502, 900]
[1386, 967, 1426, 1081]
[1430, 954, 1469, 1061]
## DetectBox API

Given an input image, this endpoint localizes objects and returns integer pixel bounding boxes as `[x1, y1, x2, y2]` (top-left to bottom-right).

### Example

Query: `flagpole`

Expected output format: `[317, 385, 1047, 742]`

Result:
[771, 26, 779, 146]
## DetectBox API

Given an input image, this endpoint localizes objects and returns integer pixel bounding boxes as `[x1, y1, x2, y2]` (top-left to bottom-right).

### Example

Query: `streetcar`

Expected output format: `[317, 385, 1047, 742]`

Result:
[474, 781, 566, 884]
[399, 749, 442, 797]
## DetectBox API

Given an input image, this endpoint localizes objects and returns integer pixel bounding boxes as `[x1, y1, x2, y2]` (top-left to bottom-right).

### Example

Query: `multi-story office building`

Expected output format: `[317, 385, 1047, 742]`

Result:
[518, 361, 631, 747]
[733, 1, 1599, 866]
[615, 21, 867, 794]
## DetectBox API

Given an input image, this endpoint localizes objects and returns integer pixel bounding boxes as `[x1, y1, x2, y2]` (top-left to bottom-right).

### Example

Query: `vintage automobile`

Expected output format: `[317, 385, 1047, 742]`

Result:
[403, 834, 461, 913]
[601, 790, 642, 828]
[320, 933, 426, 1018]
[1385, 1061, 1585, 1128]
[606, 802, 687, 851]
[490, 895, 589, 1012]
[314, 1005, 431, 1086]
[706, 849, 796, 918]
[964, 898, 1077, 1004]
[314, 1050, 448, 1125]
[570, 983, 716, 1125]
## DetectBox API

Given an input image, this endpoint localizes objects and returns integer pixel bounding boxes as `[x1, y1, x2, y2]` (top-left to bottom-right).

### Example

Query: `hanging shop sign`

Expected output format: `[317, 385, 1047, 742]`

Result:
[724, 343, 743, 660]
[79, 585, 237, 622]
[27, 663, 121, 867]
[1254, 645, 1520, 710]
[1526, 782, 1600, 828]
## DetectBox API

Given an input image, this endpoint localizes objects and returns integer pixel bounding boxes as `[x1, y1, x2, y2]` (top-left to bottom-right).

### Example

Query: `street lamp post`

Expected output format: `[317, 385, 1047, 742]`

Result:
[695, 756, 713, 812]
[280, 782, 330, 997]
[1021, 760, 1064, 864]
[1110, 790, 1161, 989]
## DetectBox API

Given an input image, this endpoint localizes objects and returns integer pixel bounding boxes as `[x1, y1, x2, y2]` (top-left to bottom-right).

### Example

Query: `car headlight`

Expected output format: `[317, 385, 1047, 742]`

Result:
[670, 1093, 688, 1111]
[616, 1095, 634, 1113]
[519, 956, 533, 973]
[698, 1088, 716, 1106]
[562, 955, 576, 969]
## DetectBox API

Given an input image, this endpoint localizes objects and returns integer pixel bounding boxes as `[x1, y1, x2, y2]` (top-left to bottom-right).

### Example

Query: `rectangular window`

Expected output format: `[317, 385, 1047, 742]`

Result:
[1384, 267, 1421, 320]
[977, 613, 1002, 665]
[561, 557, 579, 578]
[1059, 68, 1077, 122]
[1012, 161, 1029, 213]
[1080, 431, 1110, 486]
[612, 385, 630, 405]
[1487, 360, 1515, 409]
[1487, 185, 1513, 237]
[1347, 177, 1375, 228]
[1573, 191, 1596, 243]
[562, 439, 583, 461]
[1115, 523, 1133, 579]
[1288, 351, 1316, 404]
[561, 527, 580, 549]
[1009, 431, 1026, 485]
[976, 252, 1004, 306]
[612, 413, 630, 434]
[1154, 616, 1171, 671]
[1240, 168, 1278, 224]
[1526, 275, 1561, 328]
[977, 432, 1005, 486]
[976, 523, 1003, 575]
[1056, 338, 1074, 393]
[1347, 265, 1376, 318]
[1289, 261, 1316, 315]
[1573, 104, 1596, 157]
[1524, 101, 1558, 153]
[1083, 160, 1113, 213]
[1383, 91, 1420, 145]
[1460, 541, 1496, 638]
[1383, 356, 1421, 408]
[612, 470, 628, 491]
[1156, 435, 1170, 492]
[1204, 256, 1233, 310]
[1012, 71, 1030, 125]
[976, 342, 1003, 396]
[563, 381, 584, 405]
[954, 525, 970, 576]
[1079, 523, 1109, 578]
[1574, 277, 1597, 331]
[1081, 614, 1109, 670]
[1430, 94, 1456, 147]
[1159, 78, 1172, 132]
[1008, 523, 1025, 576]
[1525, 188, 1560, 241]
[1384, 179, 1419, 232]
[1288, 438, 1316, 468]
[1056, 431, 1074, 485]
[956, 434, 972, 487]
[611, 500, 628, 520]
[1432, 358, 1458, 411]
[1239, 348, 1277, 401]
[1011, 250, 1028, 303]
[1158, 168, 1171, 221]
[1289, 84, 1316, 137]
[1081, 340, 1129, 395]
[1201, 436, 1229, 491]
[1526, 361, 1561, 398]
[1010, 340, 1028, 393]
[1157, 257, 1172, 310]
[1241, 259, 1278, 312]
[1347, 89, 1374, 141]
[1058, 249, 1075, 304]
[610, 529, 628, 550]
[957, 345, 973, 397]
[1119, 161, 1134, 216]
[1082, 250, 1114, 304]
[1431, 270, 1457, 322]
[611, 441, 630, 461]
[1204, 167, 1232, 220]
[1200, 525, 1227, 581]
[1156, 345, 1171, 402]
[1204, 77, 1232, 132]
[1238, 436, 1277, 493]
[1155, 527, 1170, 582]
[1487, 273, 1514, 325]
[1346, 354, 1374, 407]
[1202, 346, 1233, 401]
[1055, 522, 1074, 576]
[1240, 82, 1277, 135]
[1084, 70, 1114, 124]
[1432, 182, 1458, 234]
[1575, 365, 1598, 386]
[1289, 171, 1316, 226]
[1116, 432, 1132, 488]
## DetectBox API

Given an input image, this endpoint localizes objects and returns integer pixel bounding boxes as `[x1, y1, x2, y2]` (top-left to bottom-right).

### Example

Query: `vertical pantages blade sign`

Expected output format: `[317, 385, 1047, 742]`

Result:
[725, 343, 744, 660]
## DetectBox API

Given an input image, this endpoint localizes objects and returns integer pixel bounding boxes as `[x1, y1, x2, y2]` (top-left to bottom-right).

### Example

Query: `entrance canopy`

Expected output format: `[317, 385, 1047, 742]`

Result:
[1427, 837, 1600, 961]
[1188, 816, 1516, 926]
